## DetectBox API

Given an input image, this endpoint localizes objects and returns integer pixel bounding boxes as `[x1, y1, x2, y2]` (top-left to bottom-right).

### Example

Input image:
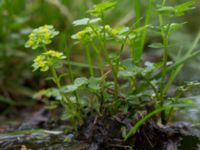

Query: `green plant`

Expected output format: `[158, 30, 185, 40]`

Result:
[25, 25, 84, 132]
[25, 0, 200, 141]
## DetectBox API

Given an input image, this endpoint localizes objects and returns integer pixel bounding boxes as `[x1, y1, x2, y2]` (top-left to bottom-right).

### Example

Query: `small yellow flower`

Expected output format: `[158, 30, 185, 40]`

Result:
[105, 25, 111, 31]
[72, 27, 94, 41]
[32, 50, 66, 72]
[77, 31, 86, 39]
[25, 25, 59, 50]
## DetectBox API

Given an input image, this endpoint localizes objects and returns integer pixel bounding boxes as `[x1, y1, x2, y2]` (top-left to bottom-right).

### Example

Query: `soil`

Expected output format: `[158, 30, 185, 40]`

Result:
[78, 115, 200, 150]
[0, 105, 199, 150]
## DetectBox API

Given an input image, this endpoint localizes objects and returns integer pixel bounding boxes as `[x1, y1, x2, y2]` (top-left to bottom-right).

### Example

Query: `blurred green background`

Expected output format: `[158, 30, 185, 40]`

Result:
[0, 0, 200, 113]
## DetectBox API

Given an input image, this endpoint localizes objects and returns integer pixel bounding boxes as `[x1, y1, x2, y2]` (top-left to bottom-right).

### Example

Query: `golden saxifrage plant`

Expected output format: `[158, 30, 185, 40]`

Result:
[25, 0, 200, 140]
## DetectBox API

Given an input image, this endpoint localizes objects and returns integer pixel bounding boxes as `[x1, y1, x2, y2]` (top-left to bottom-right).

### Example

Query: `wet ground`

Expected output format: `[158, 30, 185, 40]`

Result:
[0, 97, 200, 150]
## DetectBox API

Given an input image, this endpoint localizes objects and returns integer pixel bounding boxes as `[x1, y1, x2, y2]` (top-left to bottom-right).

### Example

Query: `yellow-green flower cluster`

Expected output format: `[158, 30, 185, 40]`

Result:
[25, 25, 59, 49]
[32, 50, 66, 72]
[72, 27, 94, 41]
[72, 25, 128, 43]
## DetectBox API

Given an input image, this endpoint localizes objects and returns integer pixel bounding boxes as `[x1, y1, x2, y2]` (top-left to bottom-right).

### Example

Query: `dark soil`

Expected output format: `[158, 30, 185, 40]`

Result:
[78, 114, 200, 150]
[0, 106, 199, 150]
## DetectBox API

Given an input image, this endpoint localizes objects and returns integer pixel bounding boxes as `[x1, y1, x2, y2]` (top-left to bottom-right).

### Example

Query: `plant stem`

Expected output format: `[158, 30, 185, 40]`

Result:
[133, 0, 141, 28]
[51, 68, 71, 107]
[66, 47, 81, 116]
[101, 11, 109, 63]
[113, 68, 118, 100]
[138, 0, 154, 61]
[142, 75, 159, 101]
[101, 11, 119, 101]
[158, 0, 168, 124]
[85, 45, 94, 76]
[51, 68, 61, 88]
[92, 44, 104, 76]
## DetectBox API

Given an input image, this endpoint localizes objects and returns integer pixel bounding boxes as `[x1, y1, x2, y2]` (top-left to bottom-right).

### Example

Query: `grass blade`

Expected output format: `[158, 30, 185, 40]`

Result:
[133, 0, 141, 28]
[124, 106, 170, 141]
[163, 31, 200, 93]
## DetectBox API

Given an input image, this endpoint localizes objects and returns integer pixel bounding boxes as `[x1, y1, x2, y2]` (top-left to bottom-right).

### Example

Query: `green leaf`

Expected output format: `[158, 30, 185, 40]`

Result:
[120, 59, 143, 75]
[148, 43, 164, 49]
[87, 1, 117, 16]
[118, 70, 136, 78]
[174, 1, 195, 16]
[157, 6, 175, 16]
[112, 26, 129, 35]
[177, 81, 200, 93]
[157, 1, 195, 17]
[90, 18, 102, 24]
[121, 58, 136, 70]
[72, 18, 90, 26]
[164, 22, 186, 35]
[72, 18, 101, 26]
[133, 25, 149, 33]
[168, 98, 196, 108]
[142, 61, 163, 76]
[74, 77, 88, 86]
[88, 77, 102, 91]
[61, 77, 88, 93]
[34, 88, 62, 100]
[108, 53, 119, 65]
[62, 85, 78, 93]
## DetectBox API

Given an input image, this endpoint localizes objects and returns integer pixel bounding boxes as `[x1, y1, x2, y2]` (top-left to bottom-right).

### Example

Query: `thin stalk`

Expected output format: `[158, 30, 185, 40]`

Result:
[129, 18, 144, 62]
[85, 45, 94, 76]
[114, 27, 134, 101]
[65, 45, 74, 82]
[101, 11, 119, 101]
[101, 11, 109, 62]
[162, 0, 166, 5]
[158, 0, 168, 124]
[114, 23, 138, 100]
[133, 0, 141, 28]
[51, 68, 71, 107]
[88, 21, 108, 106]
[51, 68, 61, 88]
[139, 0, 154, 59]
[165, 107, 174, 123]
[142, 75, 159, 101]
[42, 46, 71, 106]
[132, 0, 154, 63]
[66, 47, 81, 115]
[42, 46, 70, 105]
[92, 44, 104, 76]
[131, 42, 135, 62]
[113, 68, 118, 100]
[88, 24, 105, 76]
[88, 23, 106, 55]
